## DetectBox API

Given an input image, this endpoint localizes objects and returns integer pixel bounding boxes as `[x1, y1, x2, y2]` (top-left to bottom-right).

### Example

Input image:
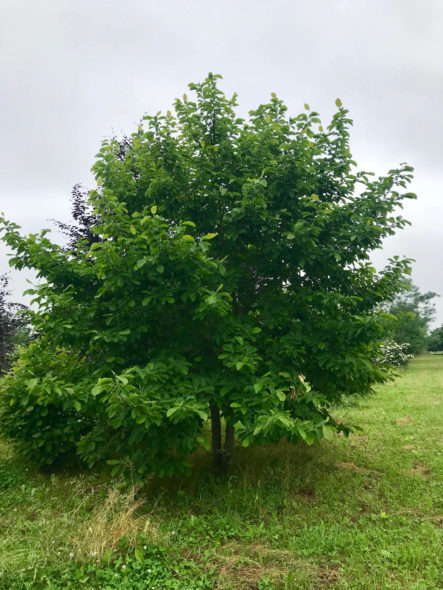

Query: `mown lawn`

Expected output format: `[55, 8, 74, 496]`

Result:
[0, 355, 442, 589]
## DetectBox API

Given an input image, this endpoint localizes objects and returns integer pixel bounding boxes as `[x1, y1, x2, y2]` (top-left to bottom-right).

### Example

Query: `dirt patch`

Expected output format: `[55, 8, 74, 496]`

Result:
[396, 416, 413, 425]
[337, 461, 374, 474]
[231, 565, 280, 589]
[353, 434, 369, 443]
[316, 563, 340, 587]
[296, 485, 316, 501]
[408, 462, 430, 478]
[401, 444, 416, 450]
[216, 553, 288, 589]
[215, 543, 313, 589]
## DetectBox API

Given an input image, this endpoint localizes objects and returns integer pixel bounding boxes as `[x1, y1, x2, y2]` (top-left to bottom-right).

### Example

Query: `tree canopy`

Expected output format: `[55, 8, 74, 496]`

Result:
[384, 279, 438, 355]
[0, 274, 27, 374]
[0, 74, 415, 475]
[427, 325, 443, 352]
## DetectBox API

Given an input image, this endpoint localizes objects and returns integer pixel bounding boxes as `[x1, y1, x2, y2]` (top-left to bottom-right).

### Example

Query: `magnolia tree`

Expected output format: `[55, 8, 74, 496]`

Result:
[0, 74, 415, 476]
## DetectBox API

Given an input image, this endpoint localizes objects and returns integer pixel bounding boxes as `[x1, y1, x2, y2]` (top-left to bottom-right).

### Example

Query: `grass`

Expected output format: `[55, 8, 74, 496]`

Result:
[0, 355, 442, 589]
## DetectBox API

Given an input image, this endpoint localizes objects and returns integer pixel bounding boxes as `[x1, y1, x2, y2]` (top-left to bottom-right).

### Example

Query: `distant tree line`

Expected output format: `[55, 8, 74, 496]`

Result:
[427, 325, 443, 352]
[0, 274, 28, 374]
[378, 279, 441, 364]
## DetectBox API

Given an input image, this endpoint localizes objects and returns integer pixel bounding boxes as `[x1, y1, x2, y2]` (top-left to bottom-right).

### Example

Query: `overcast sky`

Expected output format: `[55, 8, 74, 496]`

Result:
[1, 0, 442, 326]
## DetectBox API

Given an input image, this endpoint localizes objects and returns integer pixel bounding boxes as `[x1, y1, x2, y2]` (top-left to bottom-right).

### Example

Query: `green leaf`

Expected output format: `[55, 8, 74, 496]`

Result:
[277, 414, 293, 429]
[196, 436, 210, 450]
[206, 293, 218, 305]
[91, 385, 103, 397]
[298, 428, 307, 441]
[129, 225, 137, 235]
[27, 378, 38, 391]
[276, 390, 286, 402]
[323, 425, 335, 441]
[134, 548, 144, 563]
[134, 259, 146, 270]
[335, 98, 342, 107]
[182, 235, 194, 242]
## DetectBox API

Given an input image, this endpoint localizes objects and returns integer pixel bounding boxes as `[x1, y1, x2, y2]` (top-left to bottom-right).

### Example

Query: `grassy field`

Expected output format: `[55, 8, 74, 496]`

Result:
[0, 355, 442, 589]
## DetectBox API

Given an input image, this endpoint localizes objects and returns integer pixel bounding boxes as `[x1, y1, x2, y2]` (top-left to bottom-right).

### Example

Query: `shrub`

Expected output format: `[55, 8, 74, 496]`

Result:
[377, 340, 414, 368]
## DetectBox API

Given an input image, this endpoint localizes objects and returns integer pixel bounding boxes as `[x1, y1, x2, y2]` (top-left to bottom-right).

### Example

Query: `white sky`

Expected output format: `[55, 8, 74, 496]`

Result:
[1, 0, 442, 326]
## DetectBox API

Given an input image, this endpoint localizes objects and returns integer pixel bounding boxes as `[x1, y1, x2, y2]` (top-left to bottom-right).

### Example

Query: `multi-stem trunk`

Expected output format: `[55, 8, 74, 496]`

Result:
[210, 402, 224, 472]
[210, 403, 236, 473]
[224, 422, 235, 462]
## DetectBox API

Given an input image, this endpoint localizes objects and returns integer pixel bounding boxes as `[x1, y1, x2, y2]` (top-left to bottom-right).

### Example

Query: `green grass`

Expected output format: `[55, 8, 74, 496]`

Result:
[0, 355, 442, 589]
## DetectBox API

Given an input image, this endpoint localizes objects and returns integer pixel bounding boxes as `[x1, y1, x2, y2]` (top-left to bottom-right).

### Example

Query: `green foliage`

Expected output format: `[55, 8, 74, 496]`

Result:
[0, 342, 96, 466]
[0, 274, 28, 374]
[0, 74, 415, 475]
[427, 324, 443, 352]
[385, 280, 439, 355]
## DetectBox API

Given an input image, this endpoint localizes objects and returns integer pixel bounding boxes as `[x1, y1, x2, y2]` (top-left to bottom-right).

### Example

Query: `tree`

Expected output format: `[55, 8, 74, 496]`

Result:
[427, 325, 443, 352]
[0, 274, 28, 374]
[53, 184, 100, 252]
[385, 280, 438, 355]
[0, 74, 415, 476]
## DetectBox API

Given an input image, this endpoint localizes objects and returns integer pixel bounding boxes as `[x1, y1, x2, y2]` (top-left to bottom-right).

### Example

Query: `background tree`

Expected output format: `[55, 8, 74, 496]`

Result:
[385, 279, 438, 355]
[53, 184, 100, 252]
[427, 325, 443, 352]
[0, 74, 415, 475]
[53, 137, 133, 252]
[0, 274, 28, 374]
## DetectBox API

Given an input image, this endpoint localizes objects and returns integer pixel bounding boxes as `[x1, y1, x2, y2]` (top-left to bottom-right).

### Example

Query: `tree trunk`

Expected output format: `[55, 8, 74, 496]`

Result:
[210, 403, 224, 473]
[224, 422, 235, 465]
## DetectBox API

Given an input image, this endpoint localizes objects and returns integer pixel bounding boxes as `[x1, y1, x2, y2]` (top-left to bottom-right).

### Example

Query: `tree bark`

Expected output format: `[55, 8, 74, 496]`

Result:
[224, 422, 235, 464]
[210, 403, 224, 473]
